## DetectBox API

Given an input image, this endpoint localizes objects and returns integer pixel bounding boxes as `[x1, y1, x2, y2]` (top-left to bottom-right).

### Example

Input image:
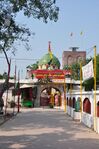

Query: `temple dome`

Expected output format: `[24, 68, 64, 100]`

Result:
[38, 53, 60, 69]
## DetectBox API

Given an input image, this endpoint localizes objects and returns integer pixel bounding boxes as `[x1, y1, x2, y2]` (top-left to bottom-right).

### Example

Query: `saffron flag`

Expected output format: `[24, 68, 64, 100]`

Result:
[80, 31, 83, 35]
[82, 60, 94, 81]
[48, 41, 53, 59]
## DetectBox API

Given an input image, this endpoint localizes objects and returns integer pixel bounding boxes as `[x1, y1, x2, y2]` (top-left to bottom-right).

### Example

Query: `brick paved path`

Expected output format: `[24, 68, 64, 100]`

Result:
[0, 108, 99, 149]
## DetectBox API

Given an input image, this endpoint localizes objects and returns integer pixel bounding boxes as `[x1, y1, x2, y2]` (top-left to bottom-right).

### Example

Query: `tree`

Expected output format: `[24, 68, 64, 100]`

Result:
[63, 65, 70, 70]
[63, 56, 99, 91]
[0, 0, 59, 108]
[70, 58, 92, 80]
[63, 65, 71, 78]
[63, 63, 80, 80]
[0, 74, 3, 79]
[83, 55, 99, 91]
[82, 78, 94, 91]
[71, 63, 80, 80]
[0, 1, 31, 106]
[27, 63, 38, 70]
[0, 0, 59, 23]
[63, 57, 92, 80]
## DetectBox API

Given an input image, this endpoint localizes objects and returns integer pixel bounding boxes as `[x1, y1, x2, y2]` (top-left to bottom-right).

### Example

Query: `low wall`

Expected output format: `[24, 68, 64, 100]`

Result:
[66, 90, 99, 132]
[81, 112, 93, 128]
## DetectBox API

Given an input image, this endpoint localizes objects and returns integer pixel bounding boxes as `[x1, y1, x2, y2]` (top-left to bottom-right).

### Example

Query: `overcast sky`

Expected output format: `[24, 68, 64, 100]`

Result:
[0, 0, 99, 79]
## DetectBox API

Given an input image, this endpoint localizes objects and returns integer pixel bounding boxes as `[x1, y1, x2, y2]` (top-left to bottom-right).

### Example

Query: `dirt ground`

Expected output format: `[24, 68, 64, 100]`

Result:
[0, 108, 99, 149]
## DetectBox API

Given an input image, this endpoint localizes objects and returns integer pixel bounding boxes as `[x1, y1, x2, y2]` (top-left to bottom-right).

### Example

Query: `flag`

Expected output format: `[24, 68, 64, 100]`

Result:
[80, 31, 83, 35]
[70, 32, 73, 37]
[48, 41, 53, 59]
[82, 60, 94, 81]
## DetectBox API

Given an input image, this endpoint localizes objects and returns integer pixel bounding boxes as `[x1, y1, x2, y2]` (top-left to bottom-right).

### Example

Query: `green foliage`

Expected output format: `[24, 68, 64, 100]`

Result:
[0, 10, 31, 54]
[86, 57, 92, 64]
[83, 55, 99, 91]
[0, 0, 59, 56]
[63, 65, 70, 70]
[0, 0, 59, 24]
[27, 63, 38, 78]
[63, 58, 93, 80]
[71, 63, 80, 80]
[63, 63, 80, 80]
[82, 78, 94, 91]
[0, 73, 14, 79]
[0, 0, 59, 100]
[0, 74, 3, 79]
[37, 76, 52, 84]
[9, 0, 59, 23]
[27, 63, 38, 70]
[63, 56, 99, 91]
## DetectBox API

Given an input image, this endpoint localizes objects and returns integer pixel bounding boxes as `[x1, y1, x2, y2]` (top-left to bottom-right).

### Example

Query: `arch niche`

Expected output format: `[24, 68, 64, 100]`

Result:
[67, 55, 73, 65]
[40, 86, 61, 107]
[83, 98, 91, 114]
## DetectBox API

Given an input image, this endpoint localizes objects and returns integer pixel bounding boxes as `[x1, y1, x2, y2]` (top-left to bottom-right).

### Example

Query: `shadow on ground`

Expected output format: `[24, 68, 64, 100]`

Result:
[0, 108, 99, 149]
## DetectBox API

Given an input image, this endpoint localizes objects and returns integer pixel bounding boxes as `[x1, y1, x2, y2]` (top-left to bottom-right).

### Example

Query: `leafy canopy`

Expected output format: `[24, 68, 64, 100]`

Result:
[63, 56, 99, 91]
[0, 0, 59, 101]
[0, 0, 59, 55]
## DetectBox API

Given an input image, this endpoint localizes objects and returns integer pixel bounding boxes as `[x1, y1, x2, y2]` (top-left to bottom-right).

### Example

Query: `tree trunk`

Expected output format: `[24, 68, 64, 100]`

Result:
[0, 49, 11, 110]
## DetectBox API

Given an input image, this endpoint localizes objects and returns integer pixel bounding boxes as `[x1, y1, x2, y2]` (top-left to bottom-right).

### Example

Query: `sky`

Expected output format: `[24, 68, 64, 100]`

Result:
[0, 0, 99, 79]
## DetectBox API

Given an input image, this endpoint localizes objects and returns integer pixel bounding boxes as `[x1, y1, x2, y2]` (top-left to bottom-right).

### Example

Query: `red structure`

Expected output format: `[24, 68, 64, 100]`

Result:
[30, 69, 71, 79]
[83, 98, 91, 114]
[62, 47, 86, 68]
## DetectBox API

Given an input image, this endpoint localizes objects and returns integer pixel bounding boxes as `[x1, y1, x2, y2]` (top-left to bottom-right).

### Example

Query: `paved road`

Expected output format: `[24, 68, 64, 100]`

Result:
[0, 108, 99, 149]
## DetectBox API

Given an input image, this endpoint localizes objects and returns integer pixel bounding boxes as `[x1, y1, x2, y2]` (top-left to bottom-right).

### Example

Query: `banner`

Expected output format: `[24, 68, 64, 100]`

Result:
[30, 69, 71, 79]
[82, 60, 94, 81]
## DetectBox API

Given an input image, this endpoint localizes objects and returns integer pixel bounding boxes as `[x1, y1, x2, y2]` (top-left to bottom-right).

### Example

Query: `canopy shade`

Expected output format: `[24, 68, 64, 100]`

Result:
[20, 84, 35, 89]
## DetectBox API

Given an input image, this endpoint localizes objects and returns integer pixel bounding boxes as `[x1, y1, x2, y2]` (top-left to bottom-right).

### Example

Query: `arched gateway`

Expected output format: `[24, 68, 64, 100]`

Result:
[22, 42, 71, 108]
[30, 70, 70, 107]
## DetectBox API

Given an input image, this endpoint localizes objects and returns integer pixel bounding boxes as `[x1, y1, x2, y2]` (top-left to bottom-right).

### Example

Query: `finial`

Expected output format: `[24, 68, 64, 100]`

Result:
[48, 41, 53, 59]
[48, 41, 51, 52]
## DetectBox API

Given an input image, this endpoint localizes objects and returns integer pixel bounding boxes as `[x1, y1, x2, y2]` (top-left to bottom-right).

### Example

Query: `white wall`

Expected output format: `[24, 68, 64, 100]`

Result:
[66, 91, 99, 129]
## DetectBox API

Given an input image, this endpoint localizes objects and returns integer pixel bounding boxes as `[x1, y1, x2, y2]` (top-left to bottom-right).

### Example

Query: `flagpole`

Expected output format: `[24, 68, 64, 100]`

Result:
[70, 32, 73, 46]
[80, 31, 84, 49]
[93, 45, 97, 131]
[13, 62, 16, 115]
[64, 77, 66, 112]
[80, 62, 82, 120]
[17, 70, 20, 113]
[70, 67, 72, 98]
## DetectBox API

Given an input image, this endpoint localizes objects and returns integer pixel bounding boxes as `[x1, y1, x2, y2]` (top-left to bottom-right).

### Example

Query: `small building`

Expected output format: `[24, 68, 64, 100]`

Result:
[26, 43, 68, 108]
[62, 47, 86, 68]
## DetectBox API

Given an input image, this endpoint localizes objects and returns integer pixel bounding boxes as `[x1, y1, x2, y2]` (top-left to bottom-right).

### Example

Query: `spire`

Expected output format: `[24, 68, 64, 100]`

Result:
[48, 41, 53, 59]
[48, 41, 51, 52]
